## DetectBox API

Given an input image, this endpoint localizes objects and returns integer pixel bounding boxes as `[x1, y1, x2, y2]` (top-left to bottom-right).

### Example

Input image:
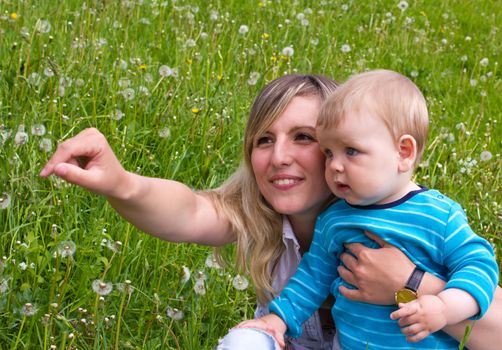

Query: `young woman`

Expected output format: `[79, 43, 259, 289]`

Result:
[40, 74, 501, 349]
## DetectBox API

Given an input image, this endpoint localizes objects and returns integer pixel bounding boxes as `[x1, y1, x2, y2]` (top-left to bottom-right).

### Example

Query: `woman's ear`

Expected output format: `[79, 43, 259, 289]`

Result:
[397, 135, 417, 173]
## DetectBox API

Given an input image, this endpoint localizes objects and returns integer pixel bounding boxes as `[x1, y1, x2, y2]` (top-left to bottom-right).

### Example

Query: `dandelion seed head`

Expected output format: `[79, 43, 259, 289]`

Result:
[58, 240, 76, 258]
[159, 127, 171, 138]
[480, 150, 492, 161]
[166, 306, 184, 320]
[0, 279, 8, 293]
[397, 1, 409, 11]
[92, 279, 113, 296]
[205, 253, 221, 269]
[120, 88, 135, 101]
[159, 65, 173, 77]
[247, 72, 261, 86]
[195, 270, 206, 282]
[111, 109, 125, 121]
[35, 19, 51, 33]
[193, 280, 206, 295]
[21, 303, 37, 317]
[232, 274, 249, 290]
[14, 125, 29, 146]
[480, 58, 489, 67]
[44, 67, 54, 77]
[185, 39, 196, 48]
[282, 46, 294, 57]
[341, 44, 351, 53]
[28, 72, 41, 86]
[0, 193, 11, 209]
[19, 262, 27, 270]
[181, 265, 190, 283]
[31, 124, 46, 136]
[238, 25, 249, 34]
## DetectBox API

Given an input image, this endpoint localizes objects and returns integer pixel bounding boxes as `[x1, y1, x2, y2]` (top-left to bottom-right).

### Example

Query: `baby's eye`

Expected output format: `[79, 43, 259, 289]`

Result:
[323, 148, 333, 158]
[346, 147, 359, 156]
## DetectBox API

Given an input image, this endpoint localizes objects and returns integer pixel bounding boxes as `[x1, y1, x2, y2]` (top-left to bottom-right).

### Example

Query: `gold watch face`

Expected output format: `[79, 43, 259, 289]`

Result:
[395, 288, 418, 304]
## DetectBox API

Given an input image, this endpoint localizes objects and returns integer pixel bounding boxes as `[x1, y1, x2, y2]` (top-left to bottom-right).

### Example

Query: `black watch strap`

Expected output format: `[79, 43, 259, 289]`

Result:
[405, 267, 425, 292]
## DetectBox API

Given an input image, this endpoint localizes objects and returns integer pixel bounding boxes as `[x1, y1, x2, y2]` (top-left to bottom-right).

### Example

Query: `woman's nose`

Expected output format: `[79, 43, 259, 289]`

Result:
[271, 139, 293, 167]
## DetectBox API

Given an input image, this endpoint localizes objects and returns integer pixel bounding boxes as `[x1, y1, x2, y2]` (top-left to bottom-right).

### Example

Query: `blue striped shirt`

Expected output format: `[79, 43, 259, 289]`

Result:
[269, 188, 499, 349]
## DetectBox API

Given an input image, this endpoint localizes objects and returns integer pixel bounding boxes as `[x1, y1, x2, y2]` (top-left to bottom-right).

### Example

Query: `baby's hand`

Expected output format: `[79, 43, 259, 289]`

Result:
[236, 313, 287, 348]
[390, 295, 447, 342]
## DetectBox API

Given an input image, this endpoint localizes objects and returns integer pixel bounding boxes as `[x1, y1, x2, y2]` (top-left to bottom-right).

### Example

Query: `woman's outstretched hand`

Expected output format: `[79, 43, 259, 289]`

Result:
[39, 128, 129, 198]
[337, 231, 415, 305]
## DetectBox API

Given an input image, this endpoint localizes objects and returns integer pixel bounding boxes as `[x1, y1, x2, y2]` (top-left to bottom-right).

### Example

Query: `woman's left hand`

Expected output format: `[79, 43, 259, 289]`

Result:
[337, 231, 415, 305]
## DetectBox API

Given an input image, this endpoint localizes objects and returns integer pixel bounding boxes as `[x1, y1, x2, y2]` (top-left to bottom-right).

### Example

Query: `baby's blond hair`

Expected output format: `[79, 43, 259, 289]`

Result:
[317, 69, 429, 165]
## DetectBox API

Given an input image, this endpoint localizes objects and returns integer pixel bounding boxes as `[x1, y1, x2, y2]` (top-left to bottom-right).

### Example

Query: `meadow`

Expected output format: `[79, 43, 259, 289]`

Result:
[0, 0, 500, 349]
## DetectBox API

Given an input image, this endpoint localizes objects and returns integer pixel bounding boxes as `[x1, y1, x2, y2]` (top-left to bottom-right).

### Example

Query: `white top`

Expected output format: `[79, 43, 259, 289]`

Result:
[254, 217, 335, 350]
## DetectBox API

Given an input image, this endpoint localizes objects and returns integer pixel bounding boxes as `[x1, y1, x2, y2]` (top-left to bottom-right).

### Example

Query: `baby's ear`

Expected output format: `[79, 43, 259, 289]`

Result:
[397, 135, 417, 173]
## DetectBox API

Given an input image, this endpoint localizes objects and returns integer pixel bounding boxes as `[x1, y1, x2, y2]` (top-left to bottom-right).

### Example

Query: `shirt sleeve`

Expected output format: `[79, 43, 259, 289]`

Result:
[442, 202, 499, 319]
[269, 215, 340, 337]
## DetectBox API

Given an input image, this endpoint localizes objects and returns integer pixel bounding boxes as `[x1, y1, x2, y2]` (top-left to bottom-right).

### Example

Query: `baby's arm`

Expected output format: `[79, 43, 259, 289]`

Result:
[391, 288, 479, 342]
[235, 313, 287, 348]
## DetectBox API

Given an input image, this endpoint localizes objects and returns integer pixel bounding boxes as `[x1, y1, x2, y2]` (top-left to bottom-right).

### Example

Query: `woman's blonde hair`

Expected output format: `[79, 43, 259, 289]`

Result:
[207, 74, 338, 304]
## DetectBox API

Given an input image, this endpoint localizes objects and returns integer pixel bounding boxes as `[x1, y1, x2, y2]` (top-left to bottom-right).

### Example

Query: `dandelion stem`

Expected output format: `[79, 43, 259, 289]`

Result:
[114, 289, 127, 350]
[11, 317, 26, 350]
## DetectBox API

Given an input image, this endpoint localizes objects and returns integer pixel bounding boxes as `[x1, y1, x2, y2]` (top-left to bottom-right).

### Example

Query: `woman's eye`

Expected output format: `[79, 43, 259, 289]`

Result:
[255, 136, 272, 146]
[346, 147, 359, 156]
[296, 133, 314, 141]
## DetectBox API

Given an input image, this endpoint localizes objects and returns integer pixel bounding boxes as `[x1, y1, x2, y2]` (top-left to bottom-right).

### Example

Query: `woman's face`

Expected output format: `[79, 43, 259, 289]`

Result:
[251, 96, 332, 219]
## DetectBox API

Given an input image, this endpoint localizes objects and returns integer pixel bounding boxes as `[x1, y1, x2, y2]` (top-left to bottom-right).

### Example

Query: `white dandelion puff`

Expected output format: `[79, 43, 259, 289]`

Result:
[44, 67, 55, 77]
[0, 193, 11, 209]
[0, 279, 8, 293]
[238, 25, 249, 34]
[205, 253, 222, 269]
[166, 306, 184, 320]
[397, 1, 409, 11]
[282, 46, 294, 57]
[14, 125, 29, 146]
[21, 303, 38, 317]
[480, 150, 492, 161]
[159, 127, 171, 138]
[479, 58, 489, 67]
[159, 65, 173, 77]
[181, 266, 190, 284]
[193, 280, 206, 295]
[185, 39, 196, 48]
[28, 72, 41, 86]
[111, 109, 125, 121]
[247, 72, 261, 86]
[195, 270, 207, 282]
[92, 279, 113, 296]
[35, 19, 51, 33]
[341, 44, 351, 53]
[120, 88, 135, 101]
[31, 124, 46, 136]
[39, 138, 52, 152]
[232, 275, 249, 290]
[58, 241, 76, 258]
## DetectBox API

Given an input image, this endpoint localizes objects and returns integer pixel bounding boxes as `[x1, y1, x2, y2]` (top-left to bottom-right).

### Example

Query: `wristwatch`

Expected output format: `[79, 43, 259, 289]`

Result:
[394, 267, 425, 304]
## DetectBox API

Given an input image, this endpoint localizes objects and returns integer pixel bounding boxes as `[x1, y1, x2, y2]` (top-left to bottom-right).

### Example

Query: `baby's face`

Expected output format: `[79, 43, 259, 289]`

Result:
[317, 109, 405, 206]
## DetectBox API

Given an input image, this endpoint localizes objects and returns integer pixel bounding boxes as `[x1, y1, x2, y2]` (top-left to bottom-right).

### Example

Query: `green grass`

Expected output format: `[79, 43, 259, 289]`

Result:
[0, 0, 500, 348]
